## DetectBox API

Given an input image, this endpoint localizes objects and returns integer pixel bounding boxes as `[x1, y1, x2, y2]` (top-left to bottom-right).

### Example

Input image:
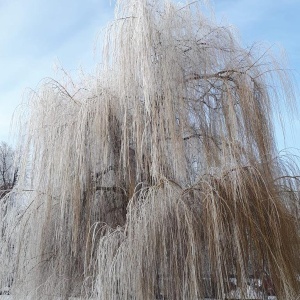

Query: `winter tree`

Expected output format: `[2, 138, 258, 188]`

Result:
[0, 142, 18, 295]
[1, 0, 300, 299]
[0, 142, 17, 199]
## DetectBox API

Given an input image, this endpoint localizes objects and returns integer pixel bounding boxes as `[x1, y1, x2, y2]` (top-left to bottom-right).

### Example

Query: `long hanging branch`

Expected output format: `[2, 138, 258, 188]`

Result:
[1, 0, 299, 299]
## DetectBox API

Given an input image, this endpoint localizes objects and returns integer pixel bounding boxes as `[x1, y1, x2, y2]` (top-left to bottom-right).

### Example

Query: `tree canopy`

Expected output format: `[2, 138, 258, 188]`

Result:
[1, 0, 300, 299]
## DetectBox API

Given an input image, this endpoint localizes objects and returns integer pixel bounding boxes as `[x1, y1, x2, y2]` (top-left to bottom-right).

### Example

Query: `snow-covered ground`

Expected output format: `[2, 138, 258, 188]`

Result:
[0, 297, 278, 299]
[0, 298, 93, 300]
[0, 284, 278, 300]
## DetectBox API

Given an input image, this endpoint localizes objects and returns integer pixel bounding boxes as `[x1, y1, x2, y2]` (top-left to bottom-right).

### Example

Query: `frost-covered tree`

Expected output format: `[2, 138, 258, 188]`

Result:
[1, 0, 300, 299]
[0, 142, 17, 198]
[0, 142, 18, 295]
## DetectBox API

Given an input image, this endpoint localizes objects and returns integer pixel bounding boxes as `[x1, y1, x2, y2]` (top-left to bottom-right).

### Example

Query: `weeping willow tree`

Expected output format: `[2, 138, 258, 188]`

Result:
[1, 0, 300, 299]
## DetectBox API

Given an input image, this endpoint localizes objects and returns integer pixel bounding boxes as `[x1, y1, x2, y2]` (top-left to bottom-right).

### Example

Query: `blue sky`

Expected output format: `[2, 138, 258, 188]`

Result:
[213, 0, 300, 155]
[0, 0, 113, 142]
[0, 0, 299, 154]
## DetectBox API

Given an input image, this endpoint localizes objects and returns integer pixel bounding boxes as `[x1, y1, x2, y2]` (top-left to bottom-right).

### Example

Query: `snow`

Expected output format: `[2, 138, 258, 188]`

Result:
[0, 296, 279, 299]
[227, 285, 263, 299]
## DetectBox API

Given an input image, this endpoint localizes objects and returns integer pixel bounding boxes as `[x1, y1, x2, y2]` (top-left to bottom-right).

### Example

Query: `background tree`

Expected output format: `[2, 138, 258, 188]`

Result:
[1, 0, 300, 299]
[0, 142, 18, 295]
[0, 142, 17, 199]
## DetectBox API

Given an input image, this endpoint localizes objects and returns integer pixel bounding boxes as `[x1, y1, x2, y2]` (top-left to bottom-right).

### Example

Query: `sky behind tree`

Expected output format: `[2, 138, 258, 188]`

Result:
[0, 0, 299, 154]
